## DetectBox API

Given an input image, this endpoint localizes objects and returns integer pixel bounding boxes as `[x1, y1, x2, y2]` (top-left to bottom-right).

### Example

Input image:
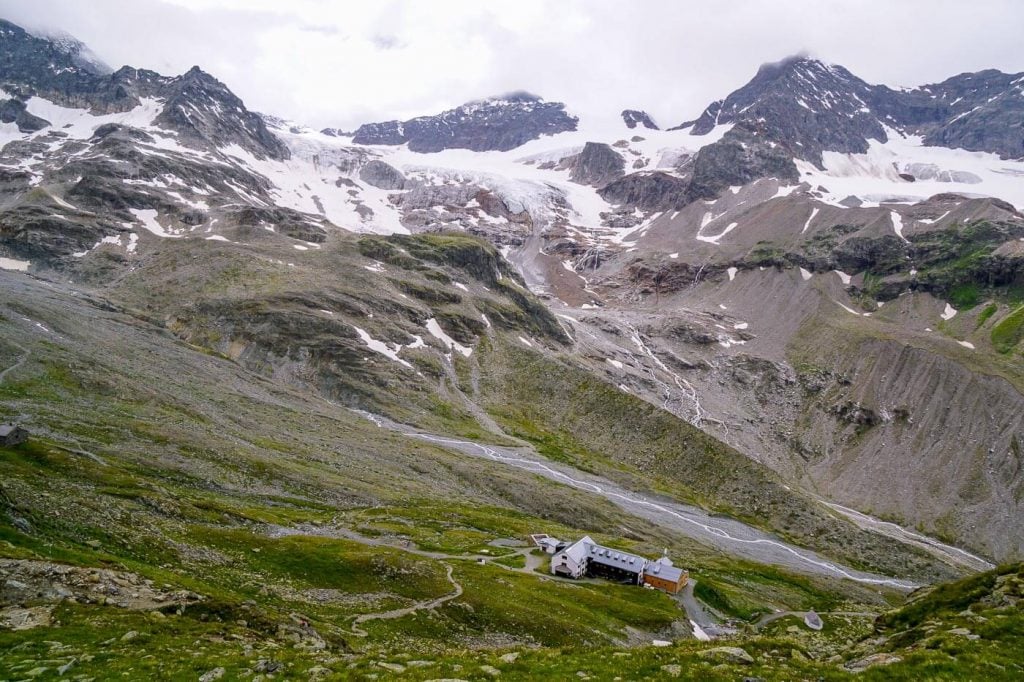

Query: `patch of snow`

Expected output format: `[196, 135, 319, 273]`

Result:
[518, 336, 534, 348]
[606, 358, 623, 369]
[837, 302, 863, 316]
[801, 207, 820, 234]
[205, 235, 230, 242]
[800, 267, 813, 281]
[426, 318, 473, 357]
[834, 270, 852, 285]
[669, 252, 678, 259]
[352, 325, 413, 369]
[941, 303, 957, 320]
[697, 221, 738, 245]
[690, 621, 711, 642]
[727, 266, 738, 281]
[796, 129, 1024, 211]
[453, 282, 469, 292]
[130, 208, 181, 238]
[734, 322, 749, 330]
[0, 257, 30, 271]
[958, 340, 975, 349]
[890, 211, 908, 242]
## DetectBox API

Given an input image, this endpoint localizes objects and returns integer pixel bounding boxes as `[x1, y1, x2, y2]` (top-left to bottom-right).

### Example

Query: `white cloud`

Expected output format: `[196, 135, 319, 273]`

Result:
[1, 0, 1022, 131]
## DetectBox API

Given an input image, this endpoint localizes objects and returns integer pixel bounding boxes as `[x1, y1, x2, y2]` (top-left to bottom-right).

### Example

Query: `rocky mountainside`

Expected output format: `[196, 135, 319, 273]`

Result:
[682, 56, 1024, 164]
[1, 17, 1023, 679]
[350, 91, 579, 152]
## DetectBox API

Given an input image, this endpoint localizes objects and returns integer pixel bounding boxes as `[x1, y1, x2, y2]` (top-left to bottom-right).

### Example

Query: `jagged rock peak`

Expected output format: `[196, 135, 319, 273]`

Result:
[350, 91, 579, 153]
[621, 109, 659, 130]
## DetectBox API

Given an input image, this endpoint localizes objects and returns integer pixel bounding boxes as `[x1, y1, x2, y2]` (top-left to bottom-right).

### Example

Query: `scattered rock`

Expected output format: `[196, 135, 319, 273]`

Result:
[0, 605, 54, 630]
[660, 663, 682, 677]
[199, 667, 225, 682]
[378, 662, 406, 673]
[651, 639, 672, 647]
[844, 653, 902, 672]
[498, 652, 519, 664]
[480, 665, 501, 676]
[254, 659, 282, 674]
[948, 627, 980, 640]
[699, 646, 755, 664]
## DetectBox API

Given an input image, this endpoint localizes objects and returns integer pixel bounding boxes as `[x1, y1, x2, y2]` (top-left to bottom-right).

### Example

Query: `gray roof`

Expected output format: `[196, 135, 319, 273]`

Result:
[586, 543, 646, 574]
[561, 535, 594, 563]
[645, 561, 685, 583]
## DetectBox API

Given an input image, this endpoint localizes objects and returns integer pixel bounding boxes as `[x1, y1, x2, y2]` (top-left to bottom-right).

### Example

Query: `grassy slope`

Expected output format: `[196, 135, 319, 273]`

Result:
[1, 230, 1010, 678]
[475, 338, 954, 583]
[0, 271, 900, 678]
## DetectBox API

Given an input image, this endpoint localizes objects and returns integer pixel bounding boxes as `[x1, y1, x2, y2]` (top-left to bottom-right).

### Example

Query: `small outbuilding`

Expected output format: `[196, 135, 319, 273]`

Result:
[530, 533, 565, 554]
[0, 424, 28, 446]
[642, 559, 688, 594]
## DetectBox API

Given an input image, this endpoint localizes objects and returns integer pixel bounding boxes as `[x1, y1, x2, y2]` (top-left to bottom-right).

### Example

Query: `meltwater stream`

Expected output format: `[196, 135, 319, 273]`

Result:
[356, 411, 921, 590]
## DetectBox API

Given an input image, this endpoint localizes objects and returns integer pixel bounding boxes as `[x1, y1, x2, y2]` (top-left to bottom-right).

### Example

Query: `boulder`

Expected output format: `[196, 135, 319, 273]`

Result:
[699, 646, 755, 664]
[359, 160, 406, 190]
[844, 653, 902, 672]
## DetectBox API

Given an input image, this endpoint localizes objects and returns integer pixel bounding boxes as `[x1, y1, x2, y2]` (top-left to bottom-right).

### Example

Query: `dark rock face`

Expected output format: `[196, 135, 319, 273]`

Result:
[685, 57, 890, 165]
[0, 98, 49, 132]
[351, 92, 578, 152]
[598, 125, 796, 211]
[685, 127, 799, 201]
[0, 20, 287, 161]
[681, 55, 1024, 163]
[598, 172, 689, 212]
[147, 66, 290, 160]
[568, 142, 625, 187]
[359, 160, 406, 190]
[621, 109, 659, 130]
[0, 19, 107, 93]
[920, 70, 1024, 160]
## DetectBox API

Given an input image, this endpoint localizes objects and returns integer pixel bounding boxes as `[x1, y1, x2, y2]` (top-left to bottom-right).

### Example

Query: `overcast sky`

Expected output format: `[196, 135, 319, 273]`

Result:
[1, 0, 1022, 130]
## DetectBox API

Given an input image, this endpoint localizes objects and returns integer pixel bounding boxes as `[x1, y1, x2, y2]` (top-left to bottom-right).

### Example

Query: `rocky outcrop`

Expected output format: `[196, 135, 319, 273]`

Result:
[568, 142, 625, 187]
[922, 69, 1024, 160]
[598, 171, 688, 211]
[684, 57, 891, 164]
[0, 97, 49, 132]
[685, 127, 799, 200]
[359, 160, 406, 190]
[351, 92, 578, 152]
[146, 66, 290, 160]
[680, 54, 1024, 164]
[0, 20, 288, 161]
[621, 109, 659, 130]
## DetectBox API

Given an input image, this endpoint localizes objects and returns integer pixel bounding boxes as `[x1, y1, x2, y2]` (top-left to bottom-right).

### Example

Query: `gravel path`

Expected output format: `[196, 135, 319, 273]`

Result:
[348, 564, 462, 637]
[356, 411, 919, 590]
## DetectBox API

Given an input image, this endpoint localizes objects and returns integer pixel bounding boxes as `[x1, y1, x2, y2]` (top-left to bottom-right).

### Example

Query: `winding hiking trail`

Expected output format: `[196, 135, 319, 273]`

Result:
[0, 341, 29, 385]
[355, 410, 922, 590]
[347, 564, 462, 637]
